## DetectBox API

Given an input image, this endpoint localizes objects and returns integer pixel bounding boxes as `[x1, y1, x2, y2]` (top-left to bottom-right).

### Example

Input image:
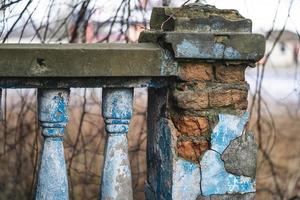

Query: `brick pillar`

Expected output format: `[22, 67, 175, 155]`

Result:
[139, 3, 265, 200]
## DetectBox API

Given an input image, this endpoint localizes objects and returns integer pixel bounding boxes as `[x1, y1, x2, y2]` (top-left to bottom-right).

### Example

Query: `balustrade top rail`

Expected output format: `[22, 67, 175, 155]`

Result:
[0, 43, 165, 77]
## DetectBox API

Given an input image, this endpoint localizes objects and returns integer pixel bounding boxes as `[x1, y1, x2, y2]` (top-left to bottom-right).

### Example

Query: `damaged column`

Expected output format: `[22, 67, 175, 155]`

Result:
[139, 3, 265, 200]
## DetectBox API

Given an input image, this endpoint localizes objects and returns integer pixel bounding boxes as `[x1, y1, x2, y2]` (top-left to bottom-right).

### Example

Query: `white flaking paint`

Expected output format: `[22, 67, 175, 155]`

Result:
[172, 158, 201, 200]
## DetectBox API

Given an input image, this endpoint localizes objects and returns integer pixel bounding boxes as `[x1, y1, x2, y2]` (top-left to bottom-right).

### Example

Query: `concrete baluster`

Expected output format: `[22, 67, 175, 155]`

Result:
[100, 88, 133, 200]
[36, 89, 69, 200]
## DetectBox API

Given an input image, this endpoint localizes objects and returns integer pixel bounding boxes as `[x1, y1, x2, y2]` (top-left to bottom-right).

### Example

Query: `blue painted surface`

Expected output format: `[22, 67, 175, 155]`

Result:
[36, 89, 69, 200]
[101, 134, 133, 200]
[172, 159, 201, 200]
[176, 39, 242, 60]
[212, 43, 225, 58]
[177, 39, 210, 58]
[224, 46, 241, 59]
[100, 88, 133, 200]
[211, 113, 249, 153]
[36, 138, 69, 200]
[200, 113, 255, 196]
[102, 88, 133, 120]
[200, 150, 255, 195]
[181, 159, 198, 173]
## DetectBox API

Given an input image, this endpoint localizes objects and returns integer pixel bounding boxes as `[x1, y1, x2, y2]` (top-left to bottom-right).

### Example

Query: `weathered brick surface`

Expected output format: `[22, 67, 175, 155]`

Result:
[172, 89, 209, 110]
[175, 81, 207, 91]
[209, 88, 248, 109]
[177, 139, 209, 163]
[172, 116, 210, 136]
[178, 63, 213, 81]
[171, 62, 249, 164]
[214, 65, 246, 83]
[173, 86, 248, 111]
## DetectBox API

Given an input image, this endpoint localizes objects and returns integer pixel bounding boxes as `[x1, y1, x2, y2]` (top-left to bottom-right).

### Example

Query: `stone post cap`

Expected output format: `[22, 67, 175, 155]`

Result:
[139, 3, 266, 62]
[150, 3, 252, 33]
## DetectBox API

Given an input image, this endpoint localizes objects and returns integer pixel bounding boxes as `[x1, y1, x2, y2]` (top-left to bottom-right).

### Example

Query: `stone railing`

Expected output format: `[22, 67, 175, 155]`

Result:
[0, 3, 265, 200]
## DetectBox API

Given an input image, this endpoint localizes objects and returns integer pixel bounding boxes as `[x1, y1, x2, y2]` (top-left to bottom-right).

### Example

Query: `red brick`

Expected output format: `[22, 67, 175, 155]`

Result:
[179, 63, 213, 81]
[209, 88, 248, 108]
[172, 116, 210, 136]
[173, 90, 209, 110]
[215, 65, 246, 83]
[177, 139, 209, 163]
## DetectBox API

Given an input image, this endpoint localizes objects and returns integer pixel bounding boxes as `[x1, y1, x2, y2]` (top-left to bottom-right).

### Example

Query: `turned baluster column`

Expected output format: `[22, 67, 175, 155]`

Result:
[36, 89, 70, 200]
[100, 88, 133, 200]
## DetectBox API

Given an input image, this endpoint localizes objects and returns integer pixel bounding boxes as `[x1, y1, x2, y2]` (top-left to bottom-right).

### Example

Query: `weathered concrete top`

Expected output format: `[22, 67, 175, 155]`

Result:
[139, 31, 265, 61]
[150, 4, 252, 32]
[140, 3, 265, 62]
[0, 43, 168, 77]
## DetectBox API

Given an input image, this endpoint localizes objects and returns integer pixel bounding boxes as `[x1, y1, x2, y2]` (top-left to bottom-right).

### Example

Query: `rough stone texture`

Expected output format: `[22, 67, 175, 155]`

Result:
[0, 43, 167, 77]
[172, 116, 210, 136]
[215, 65, 246, 83]
[173, 89, 210, 110]
[175, 81, 207, 91]
[209, 88, 248, 109]
[139, 31, 265, 62]
[178, 63, 213, 81]
[197, 193, 255, 200]
[221, 132, 258, 178]
[172, 85, 248, 112]
[165, 33, 265, 61]
[177, 139, 209, 163]
[150, 4, 252, 32]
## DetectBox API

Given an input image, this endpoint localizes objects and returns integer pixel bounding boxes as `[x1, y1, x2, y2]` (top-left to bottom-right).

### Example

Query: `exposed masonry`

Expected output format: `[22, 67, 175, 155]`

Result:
[143, 3, 264, 200]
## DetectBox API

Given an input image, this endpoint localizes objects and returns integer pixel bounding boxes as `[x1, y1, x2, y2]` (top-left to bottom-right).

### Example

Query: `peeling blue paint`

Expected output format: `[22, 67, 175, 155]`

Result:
[176, 39, 211, 58]
[175, 39, 243, 60]
[102, 88, 133, 120]
[200, 112, 255, 196]
[154, 118, 173, 200]
[212, 43, 225, 58]
[101, 88, 133, 200]
[36, 89, 70, 200]
[36, 138, 69, 200]
[211, 113, 249, 153]
[224, 46, 241, 59]
[200, 150, 255, 195]
[43, 127, 65, 137]
[172, 159, 201, 200]
[181, 159, 198, 173]
[105, 124, 129, 133]
[101, 134, 133, 200]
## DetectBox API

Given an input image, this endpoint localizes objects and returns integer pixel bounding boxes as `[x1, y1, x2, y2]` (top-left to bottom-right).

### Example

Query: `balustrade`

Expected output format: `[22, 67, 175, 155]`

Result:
[0, 3, 265, 200]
